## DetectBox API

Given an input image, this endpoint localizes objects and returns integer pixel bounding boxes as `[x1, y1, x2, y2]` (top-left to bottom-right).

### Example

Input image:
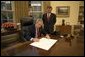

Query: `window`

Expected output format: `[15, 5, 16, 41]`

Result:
[29, 1, 43, 19]
[1, 1, 14, 23]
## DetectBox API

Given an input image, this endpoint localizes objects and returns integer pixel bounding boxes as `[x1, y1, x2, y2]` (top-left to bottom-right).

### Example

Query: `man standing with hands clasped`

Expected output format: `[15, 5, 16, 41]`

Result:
[42, 6, 56, 38]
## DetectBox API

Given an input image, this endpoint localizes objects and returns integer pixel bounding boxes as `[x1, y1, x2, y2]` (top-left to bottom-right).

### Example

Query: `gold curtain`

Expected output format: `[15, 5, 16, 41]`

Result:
[14, 1, 29, 23]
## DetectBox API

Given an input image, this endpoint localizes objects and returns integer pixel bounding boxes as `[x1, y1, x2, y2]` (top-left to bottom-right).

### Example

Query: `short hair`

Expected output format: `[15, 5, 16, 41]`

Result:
[35, 19, 42, 23]
[47, 6, 52, 9]
[35, 19, 44, 28]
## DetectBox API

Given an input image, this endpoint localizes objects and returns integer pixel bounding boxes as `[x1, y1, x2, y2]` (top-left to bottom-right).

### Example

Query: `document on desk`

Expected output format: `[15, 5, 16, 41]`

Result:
[30, 38, 57, 51]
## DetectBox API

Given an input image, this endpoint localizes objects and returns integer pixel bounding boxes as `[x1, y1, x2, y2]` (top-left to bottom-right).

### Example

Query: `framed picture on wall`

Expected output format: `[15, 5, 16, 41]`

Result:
[56, 6, 70, 17]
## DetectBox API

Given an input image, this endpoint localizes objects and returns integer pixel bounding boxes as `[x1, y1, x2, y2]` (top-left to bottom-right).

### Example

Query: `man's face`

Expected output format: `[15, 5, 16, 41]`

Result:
[36, 22, 42, 28]
[47, 8, 52, 13]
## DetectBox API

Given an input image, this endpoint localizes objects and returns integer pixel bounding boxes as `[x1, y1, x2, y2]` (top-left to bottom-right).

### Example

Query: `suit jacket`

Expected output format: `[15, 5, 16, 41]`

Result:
[23, 24, 46, 41]
[42, 13, 56, 34]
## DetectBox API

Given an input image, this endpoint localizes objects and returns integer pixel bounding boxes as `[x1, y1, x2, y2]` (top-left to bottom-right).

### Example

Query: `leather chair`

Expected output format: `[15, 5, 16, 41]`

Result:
[20, 17, 34, 41]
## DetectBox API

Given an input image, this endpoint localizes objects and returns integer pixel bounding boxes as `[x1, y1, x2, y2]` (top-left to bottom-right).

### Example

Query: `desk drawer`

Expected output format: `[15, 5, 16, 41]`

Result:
[56, 25, 71, 34]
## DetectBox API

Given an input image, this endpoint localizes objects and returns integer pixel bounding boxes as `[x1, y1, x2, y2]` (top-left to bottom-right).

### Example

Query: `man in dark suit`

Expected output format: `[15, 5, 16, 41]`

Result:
[42, 6, 56, 36]
[24, 19, 50, 42]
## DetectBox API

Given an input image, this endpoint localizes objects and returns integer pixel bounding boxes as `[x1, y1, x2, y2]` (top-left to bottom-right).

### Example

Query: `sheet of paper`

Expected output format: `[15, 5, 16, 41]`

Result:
[30, 38, 57, 50]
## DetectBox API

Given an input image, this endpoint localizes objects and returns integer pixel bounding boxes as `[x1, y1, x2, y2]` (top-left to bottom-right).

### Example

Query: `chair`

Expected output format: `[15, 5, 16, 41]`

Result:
[20, 17, 34, 41]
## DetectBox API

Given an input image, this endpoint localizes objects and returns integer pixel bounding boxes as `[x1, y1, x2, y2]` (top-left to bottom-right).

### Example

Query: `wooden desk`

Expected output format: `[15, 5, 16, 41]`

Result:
[1, 35, 84, 56]
[56, 25, 71, 35]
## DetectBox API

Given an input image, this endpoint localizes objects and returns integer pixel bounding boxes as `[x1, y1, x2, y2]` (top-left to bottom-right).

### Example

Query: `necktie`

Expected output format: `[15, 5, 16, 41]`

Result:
[47, 13, 50, 21]
[37, 29, 40, 37]
[35, 28, 40, 38]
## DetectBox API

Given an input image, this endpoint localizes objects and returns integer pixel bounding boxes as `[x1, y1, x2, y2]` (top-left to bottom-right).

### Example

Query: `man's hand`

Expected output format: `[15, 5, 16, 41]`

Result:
[45, 34, 50, 39]
[32, 38, 39, 42]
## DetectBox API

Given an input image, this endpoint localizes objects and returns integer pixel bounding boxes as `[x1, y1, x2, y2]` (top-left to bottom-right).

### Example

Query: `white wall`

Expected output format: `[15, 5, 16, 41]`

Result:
[51, 1, 81, 25]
